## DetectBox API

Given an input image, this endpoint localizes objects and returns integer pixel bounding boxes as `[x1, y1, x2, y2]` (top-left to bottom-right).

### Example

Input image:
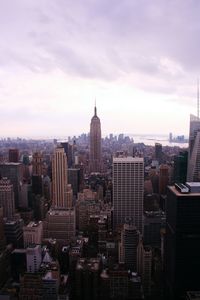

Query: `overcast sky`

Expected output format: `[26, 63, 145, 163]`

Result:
[0, 0, 199, 137]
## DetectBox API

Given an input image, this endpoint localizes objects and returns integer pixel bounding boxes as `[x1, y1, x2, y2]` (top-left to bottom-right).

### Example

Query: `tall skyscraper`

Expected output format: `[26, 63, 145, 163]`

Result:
[165, 184, 200, 299]
[32, 152, 43, 176]
[0, 162, 23, 208]
[0, 177, 15, 219]
[187, 114, 200, 181]
[44, 146, 75, 244]
[52, 146, 72, 209]
[90, 105, 102, 173]
[113, 157, 144, 233]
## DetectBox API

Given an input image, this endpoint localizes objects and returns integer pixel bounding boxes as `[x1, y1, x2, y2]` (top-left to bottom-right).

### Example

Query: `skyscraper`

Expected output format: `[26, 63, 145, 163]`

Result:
[165, 184, 200, 299]
[113, 157, 144, 233]
[32, 152, 43, 176]
[44, 146, 75, 244]
[187, 114, 200, 181]
[0, 177, 15, 219]
[52, 146, 72, 209]
[90, 105, 102, 173]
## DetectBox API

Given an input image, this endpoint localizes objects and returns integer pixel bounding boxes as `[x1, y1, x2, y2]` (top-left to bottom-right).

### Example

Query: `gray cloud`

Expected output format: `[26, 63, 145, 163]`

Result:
[0, 0, 199, 132]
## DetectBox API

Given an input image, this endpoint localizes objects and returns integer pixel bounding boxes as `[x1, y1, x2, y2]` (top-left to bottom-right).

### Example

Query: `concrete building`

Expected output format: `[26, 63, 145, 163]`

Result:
[113, 157, 144, 233]
[8, 149, 19, 163]
[0, 162, 23, 208]
[143, 210, 166, 247]
[119, 224, 140, 272]
[0, 177, 15, 219]
[0, 207, 6, 251]
[90, 105, 102, 173]
[75, 257, 101, 299]
[26, 244, 42, 273]
[23, 221, 43, 248]
[32, 152, 43, 176]
[52, 147, 72, 209]
[4, 218, 24, 248]
[137, 241, 152, 297]
[159, 164, 169, 195]
[44, 208, 75, 244]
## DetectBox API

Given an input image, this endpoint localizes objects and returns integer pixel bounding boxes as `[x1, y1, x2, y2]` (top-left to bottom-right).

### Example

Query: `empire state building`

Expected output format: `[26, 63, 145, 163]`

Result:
[90, 105, 102, 173]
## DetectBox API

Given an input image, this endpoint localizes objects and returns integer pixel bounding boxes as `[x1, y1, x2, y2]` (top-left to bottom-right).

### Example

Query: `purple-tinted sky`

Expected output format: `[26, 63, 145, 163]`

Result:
[0, 0, 199, 137]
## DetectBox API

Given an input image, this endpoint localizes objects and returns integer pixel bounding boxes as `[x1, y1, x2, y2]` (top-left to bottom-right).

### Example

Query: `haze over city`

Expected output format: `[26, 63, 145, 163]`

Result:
[0, 0, 199, 137]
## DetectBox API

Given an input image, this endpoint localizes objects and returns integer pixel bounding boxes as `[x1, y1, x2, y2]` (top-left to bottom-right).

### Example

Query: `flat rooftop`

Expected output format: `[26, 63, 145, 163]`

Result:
[113, 156, 144, 163]
[169, 185, 200, 196]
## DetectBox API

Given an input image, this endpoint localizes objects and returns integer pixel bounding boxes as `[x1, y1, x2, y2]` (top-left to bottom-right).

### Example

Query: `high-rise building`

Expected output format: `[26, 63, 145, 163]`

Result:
[8, 148, 19, 163]
[159, 164, 169, 195]
[187, 114, 200, 181]
[44, 146, 75, 244]
[155, 143, 163, 163]
[26, 244, 42, 273]
[0, 177, 15, 219]
[0, 162, 23, 208]
[165, 184, 200, 299]
[90, 105, 102, 173]
[0, 207, 6, 251]
[174, 151, 188, 183]
[119, 224, 140, 271]
[113, 157, 144, 233]
[23, 221, 43, 248]
[137, 242, 152, 297]
[32, 152, 43, 176]
[52, 147, 72, 209]
[61, 142, 73, 168]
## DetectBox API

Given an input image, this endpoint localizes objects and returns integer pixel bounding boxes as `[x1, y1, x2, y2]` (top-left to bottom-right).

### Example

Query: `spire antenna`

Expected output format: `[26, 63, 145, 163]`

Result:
[94, 98, 97, 116]
[198, 78, 199, 119]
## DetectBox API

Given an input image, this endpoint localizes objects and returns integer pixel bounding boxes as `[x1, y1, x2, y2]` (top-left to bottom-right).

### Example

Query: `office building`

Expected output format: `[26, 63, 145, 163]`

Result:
[119, 224, 140, 272]
[0, 207, 6, 251]
[165, 184, 200, 299]
[187, 114, 200, 181]
[0, 177, 15, 219]
[0, 162, 23, 208]
[137, 242, 152, 297]
[52, 147, 72, 209]
[8, 148, 19, 163]
[90, 105, 102, 173]
[155, 143, 162, 163]
[32, 152, 43, 176]
[68, 168, 80, 196]
[113, 157, 144, 233]
[44, 208, 75, 244]
[61, 142, 73, 168]
[26, 244, 42, 273]
[174, 151, 188, 183]
[4, 218, 24, 248]
[23, 221, 43, 248]
[159, 164, 169, 195]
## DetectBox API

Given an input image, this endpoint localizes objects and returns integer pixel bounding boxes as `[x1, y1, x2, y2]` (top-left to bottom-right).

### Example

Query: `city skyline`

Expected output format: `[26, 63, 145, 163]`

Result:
[1, 0, 200, 137]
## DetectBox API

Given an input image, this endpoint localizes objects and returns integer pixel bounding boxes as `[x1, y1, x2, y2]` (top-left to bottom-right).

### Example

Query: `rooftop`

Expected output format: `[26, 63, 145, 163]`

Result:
[169, 185, 200, 196]
[113, 156, 144, 163]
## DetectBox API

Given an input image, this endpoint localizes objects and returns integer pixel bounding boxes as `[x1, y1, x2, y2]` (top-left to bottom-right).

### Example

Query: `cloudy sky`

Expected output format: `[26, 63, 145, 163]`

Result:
[0, 0, 199, 138]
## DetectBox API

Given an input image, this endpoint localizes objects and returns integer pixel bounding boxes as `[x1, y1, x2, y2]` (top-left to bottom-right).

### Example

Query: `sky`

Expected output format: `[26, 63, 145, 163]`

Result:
[0, 0, 199, 138]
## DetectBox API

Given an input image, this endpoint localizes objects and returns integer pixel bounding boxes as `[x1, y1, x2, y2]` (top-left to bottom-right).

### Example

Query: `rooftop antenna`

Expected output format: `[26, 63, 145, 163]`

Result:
[197, 78, 199, 119]
[94, 98, 97, 116]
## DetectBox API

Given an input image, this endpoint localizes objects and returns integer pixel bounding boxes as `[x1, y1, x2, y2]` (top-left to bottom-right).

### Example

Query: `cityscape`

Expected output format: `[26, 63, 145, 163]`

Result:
[0, 104, 199, 300]
[1, 1, 200, 300]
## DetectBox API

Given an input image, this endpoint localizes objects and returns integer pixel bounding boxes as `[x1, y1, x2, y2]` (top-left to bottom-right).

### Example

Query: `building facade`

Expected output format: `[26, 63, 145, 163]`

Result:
[90, 105, 102, 173]
[113, 157, 144, 233]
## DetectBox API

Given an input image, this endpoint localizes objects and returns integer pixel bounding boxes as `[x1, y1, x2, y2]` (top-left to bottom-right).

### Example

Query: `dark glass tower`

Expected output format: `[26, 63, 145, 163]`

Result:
[165, 185, 200, 299]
